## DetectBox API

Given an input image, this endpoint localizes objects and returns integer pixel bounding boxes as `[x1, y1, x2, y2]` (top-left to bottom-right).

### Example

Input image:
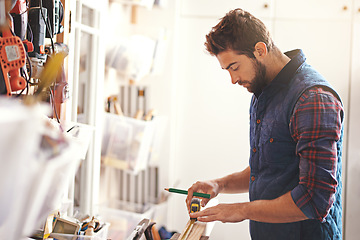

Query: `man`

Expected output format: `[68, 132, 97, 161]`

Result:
[186, 8, 344, 240]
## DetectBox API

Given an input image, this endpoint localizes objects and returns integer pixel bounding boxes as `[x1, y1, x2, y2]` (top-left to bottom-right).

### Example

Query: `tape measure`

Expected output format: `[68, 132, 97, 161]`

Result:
[180, 198, 201, 240]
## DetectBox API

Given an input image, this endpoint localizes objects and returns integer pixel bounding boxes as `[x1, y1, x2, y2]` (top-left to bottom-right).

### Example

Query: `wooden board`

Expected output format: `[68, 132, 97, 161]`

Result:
[170, 220, 207, 240]
[170, 233, 209, 240]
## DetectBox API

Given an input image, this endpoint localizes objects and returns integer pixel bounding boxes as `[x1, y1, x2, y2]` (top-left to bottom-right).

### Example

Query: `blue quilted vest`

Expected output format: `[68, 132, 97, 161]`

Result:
[248, 49, 343, 240]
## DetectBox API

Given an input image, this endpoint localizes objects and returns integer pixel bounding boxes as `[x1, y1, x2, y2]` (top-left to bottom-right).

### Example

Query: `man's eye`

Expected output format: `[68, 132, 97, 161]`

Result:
[231, 66, 239, 71]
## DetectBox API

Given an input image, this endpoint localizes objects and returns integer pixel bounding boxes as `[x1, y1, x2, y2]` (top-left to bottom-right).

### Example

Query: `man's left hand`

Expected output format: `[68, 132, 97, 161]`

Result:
[190, 203, 247, 223]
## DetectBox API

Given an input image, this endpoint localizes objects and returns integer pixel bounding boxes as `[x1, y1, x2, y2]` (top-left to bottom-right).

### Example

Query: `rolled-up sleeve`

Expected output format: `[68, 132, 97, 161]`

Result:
[289, 87, 344, 222]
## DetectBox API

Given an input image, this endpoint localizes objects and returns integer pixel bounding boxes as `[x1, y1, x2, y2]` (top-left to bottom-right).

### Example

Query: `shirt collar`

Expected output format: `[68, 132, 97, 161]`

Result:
[255, 49, 306, 98]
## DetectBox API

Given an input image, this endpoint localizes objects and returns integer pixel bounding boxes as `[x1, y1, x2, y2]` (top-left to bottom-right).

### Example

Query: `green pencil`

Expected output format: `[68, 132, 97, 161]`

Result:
[164, 188, 211, 199]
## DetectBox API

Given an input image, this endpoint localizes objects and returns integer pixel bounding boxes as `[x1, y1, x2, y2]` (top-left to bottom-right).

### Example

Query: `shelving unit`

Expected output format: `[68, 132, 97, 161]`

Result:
[64, 0, 173, 238]
[65, 0, 107, 217]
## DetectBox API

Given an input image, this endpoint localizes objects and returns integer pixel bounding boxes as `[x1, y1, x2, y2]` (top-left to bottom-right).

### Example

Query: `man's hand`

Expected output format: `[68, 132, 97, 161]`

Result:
[185, 168, 251, 213]
[189, 192, 308, 224]
[186, 180, 221, 212]
[190, 203, 247, 223]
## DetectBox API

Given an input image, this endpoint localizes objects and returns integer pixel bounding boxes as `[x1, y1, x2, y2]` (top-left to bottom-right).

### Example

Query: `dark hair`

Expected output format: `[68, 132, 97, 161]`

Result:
[205, 8, 274, 58]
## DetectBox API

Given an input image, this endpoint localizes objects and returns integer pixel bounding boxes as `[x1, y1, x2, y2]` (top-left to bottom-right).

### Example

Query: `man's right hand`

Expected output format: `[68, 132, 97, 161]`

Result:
[186, 180, 221, 213]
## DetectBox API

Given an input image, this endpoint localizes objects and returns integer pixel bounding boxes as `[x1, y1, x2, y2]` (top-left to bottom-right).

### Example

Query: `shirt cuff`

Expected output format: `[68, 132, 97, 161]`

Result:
[291, 185, 324, 222]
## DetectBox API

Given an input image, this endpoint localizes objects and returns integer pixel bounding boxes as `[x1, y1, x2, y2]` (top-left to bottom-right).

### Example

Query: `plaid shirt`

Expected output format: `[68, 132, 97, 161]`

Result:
[290, 86, 344, 221]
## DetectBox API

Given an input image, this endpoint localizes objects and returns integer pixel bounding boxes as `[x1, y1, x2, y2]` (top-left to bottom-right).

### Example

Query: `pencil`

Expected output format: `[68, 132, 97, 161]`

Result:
[164, 188, 211, 199]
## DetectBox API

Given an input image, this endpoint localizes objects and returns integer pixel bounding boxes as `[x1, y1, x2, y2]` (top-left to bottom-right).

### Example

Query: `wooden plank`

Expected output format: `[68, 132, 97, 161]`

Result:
[188, 222, 206, 240]
[170, 233, 209, 240]
[178, 220, 192, 239]
[171, 220, 207, 240]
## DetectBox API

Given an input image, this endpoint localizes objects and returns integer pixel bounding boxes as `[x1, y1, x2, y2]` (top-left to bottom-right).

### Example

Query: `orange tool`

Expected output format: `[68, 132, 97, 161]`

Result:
[0, 28, 27, 96]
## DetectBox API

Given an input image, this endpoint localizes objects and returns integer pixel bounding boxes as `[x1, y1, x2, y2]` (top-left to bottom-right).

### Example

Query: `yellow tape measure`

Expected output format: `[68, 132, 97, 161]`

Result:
[180, 198, 201, 240]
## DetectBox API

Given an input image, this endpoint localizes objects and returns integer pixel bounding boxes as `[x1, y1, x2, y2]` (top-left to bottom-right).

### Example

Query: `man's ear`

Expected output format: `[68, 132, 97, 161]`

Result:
[253, 42, 267, 59]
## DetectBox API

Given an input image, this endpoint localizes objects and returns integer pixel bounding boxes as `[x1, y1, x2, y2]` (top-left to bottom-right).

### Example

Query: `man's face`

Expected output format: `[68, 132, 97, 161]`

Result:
[216, 50, 267, 93]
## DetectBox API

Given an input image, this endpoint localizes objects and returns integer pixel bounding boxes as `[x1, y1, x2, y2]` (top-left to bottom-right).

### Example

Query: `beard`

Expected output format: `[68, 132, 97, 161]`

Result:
[247, 59, 267, 94]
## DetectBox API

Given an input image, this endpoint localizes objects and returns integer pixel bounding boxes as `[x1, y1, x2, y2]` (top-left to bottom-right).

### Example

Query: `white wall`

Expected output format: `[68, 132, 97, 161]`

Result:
[344, 1, 360, 238]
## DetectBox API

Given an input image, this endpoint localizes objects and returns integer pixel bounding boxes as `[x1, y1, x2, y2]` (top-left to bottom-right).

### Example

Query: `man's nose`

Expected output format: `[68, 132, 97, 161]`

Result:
[229, 72, 238, 84]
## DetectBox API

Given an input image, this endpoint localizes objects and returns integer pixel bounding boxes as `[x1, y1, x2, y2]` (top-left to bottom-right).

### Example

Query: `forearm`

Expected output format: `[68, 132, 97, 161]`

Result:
[215, 166, 250, 194]
[190, 191, 308, 223]
[244, 191, 308, 223]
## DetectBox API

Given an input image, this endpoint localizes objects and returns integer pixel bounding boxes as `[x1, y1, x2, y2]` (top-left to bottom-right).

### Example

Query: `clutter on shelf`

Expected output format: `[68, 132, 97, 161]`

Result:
[0, 98, 92, 240]
[48, 212, 109, 240]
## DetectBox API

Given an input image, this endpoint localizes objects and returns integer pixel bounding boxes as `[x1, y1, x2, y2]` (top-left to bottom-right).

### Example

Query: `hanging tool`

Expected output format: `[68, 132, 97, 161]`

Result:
[180, 198, 201, 240]
[1, 0, 66, 95]
[0, 27, 27, 96]
[9, 0, 28, 41]
[0, 0, 27, 96]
